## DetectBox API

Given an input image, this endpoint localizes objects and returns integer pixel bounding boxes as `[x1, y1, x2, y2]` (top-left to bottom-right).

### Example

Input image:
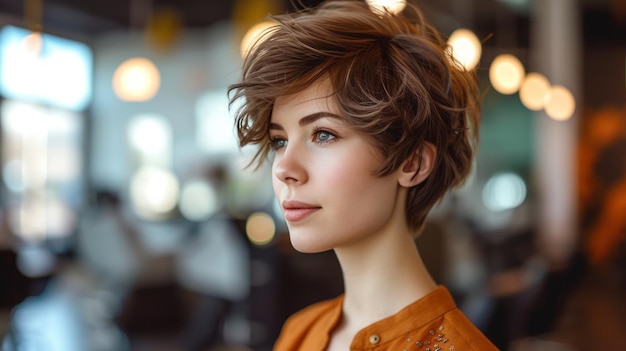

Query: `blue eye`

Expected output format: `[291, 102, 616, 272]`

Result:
[312, 129, 336, 144]
[270, 137, 287, 150]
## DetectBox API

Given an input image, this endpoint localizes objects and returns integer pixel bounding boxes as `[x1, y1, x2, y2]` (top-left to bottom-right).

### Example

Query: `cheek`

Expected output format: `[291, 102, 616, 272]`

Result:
[316, 157, 354, 188]
[327, 153, 397, 201]
[319, 156, 377, 195]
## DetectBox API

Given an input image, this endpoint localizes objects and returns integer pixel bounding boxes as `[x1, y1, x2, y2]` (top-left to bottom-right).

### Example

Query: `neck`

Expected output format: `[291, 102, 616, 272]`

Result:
[333, 228, 437, 333]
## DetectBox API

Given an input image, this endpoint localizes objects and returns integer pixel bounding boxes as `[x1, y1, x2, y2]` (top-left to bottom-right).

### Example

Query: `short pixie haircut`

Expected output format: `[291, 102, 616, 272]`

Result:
[228, 0, 480, 235]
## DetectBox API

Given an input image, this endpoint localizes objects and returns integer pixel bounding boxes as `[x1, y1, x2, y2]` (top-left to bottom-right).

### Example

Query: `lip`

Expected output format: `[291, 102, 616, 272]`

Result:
[282, 200, 321, 222]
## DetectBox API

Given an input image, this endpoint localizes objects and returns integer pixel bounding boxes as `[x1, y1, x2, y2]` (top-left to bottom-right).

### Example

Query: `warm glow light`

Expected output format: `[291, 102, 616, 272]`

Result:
[240, 21, 276, 59]
[366, 0, 407, 14]
[519, 72, 550, 111]
[130, 167, 179, 219]
[545, 85, 575, 121]
[246, 212, 276, 246]
[489, 54, 525, 95]
[112, 57, 160, 102]
[446, 29, 482, 70]
[179, 180, 219, 221]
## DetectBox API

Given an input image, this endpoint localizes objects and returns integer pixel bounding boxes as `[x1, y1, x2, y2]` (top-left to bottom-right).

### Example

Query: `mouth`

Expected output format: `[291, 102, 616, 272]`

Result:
[282, 200, 321, 222]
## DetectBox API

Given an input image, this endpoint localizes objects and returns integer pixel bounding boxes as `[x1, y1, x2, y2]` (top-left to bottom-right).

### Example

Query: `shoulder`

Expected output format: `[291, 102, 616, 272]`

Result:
[439, 307, 499, 350]
[419, 287, 498, 350]
[273, 296, 343, 351]
[363, 286, 498, 351]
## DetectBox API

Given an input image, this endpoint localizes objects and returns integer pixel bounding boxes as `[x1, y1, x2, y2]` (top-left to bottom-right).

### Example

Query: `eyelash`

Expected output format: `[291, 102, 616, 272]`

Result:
[269, 127, 338, 151]
[311, 127, 337, 144]
[269, 137, 287, 151]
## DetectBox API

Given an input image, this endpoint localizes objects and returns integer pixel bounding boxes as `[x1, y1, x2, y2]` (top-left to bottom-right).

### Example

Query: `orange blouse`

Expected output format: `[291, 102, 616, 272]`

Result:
[273, 286, 498, 351]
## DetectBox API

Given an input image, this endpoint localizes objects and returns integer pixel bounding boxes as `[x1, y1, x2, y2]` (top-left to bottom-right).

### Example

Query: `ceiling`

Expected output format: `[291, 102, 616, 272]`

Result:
[0, 0, 624, 48]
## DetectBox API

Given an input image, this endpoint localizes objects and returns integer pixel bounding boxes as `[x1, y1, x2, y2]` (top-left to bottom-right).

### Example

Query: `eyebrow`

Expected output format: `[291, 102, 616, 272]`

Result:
[269, 111, 342, 131]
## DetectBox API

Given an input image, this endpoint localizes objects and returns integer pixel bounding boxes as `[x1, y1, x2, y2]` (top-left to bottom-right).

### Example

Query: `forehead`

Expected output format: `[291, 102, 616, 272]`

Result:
[272, 79, 338, 120]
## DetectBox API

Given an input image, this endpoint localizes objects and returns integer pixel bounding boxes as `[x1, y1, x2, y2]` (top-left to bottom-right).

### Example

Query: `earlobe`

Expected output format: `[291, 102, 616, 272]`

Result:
[398, 142, 436, 188]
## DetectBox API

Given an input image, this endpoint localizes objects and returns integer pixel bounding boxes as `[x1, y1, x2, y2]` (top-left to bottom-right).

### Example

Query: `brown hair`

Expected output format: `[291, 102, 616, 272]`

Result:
[228, 0, 481, 234]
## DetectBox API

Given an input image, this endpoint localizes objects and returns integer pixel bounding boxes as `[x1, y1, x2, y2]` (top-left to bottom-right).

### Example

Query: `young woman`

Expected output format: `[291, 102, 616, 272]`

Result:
[229, 1, 498, 350]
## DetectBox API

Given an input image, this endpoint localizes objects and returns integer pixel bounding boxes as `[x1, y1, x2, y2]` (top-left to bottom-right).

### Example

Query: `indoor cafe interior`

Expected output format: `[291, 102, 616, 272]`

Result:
[0, 0, 625, 350]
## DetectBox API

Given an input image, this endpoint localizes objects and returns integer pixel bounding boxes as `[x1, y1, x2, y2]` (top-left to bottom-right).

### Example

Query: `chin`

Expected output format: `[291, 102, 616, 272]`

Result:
[288, 232, 332, 254]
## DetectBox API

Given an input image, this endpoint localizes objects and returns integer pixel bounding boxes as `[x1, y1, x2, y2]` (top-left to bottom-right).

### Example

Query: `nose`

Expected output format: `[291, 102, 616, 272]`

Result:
[273, 144, 308, 185]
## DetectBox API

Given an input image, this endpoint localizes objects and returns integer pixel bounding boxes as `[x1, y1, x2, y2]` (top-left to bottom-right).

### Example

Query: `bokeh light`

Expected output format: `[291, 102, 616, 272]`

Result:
[112, 57, 160, 102]
[7, 195, 76, 242]
[240, 21, 276, 59]
[246, 212, 276, 246]
[482, 172, 527, 212]
[366, 0, 407, 14]
[446, 28, 482, 70]
[128, 115, 171, 155]
[16, 245, 56, 278]
[127, 114, 172, 169]
[545, 85, 576, 121]
[489, 54, 525, 95]
[130, 167, 179, 219]
[519, 72, 550, 111]
[179, 180, 219, 221]
[10, 199, 45, 242]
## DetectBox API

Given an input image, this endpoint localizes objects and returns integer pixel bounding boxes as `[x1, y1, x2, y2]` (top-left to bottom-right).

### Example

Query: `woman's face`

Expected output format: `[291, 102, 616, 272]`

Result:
[269, 80, 407, 253]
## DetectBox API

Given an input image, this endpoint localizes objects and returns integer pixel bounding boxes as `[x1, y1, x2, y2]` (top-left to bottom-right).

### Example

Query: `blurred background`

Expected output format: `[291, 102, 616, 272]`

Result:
[0, 0, 624, 350]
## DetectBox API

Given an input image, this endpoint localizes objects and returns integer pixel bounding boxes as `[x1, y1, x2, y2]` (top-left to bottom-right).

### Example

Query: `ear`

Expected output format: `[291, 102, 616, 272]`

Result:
[398, 142, 437, 188]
